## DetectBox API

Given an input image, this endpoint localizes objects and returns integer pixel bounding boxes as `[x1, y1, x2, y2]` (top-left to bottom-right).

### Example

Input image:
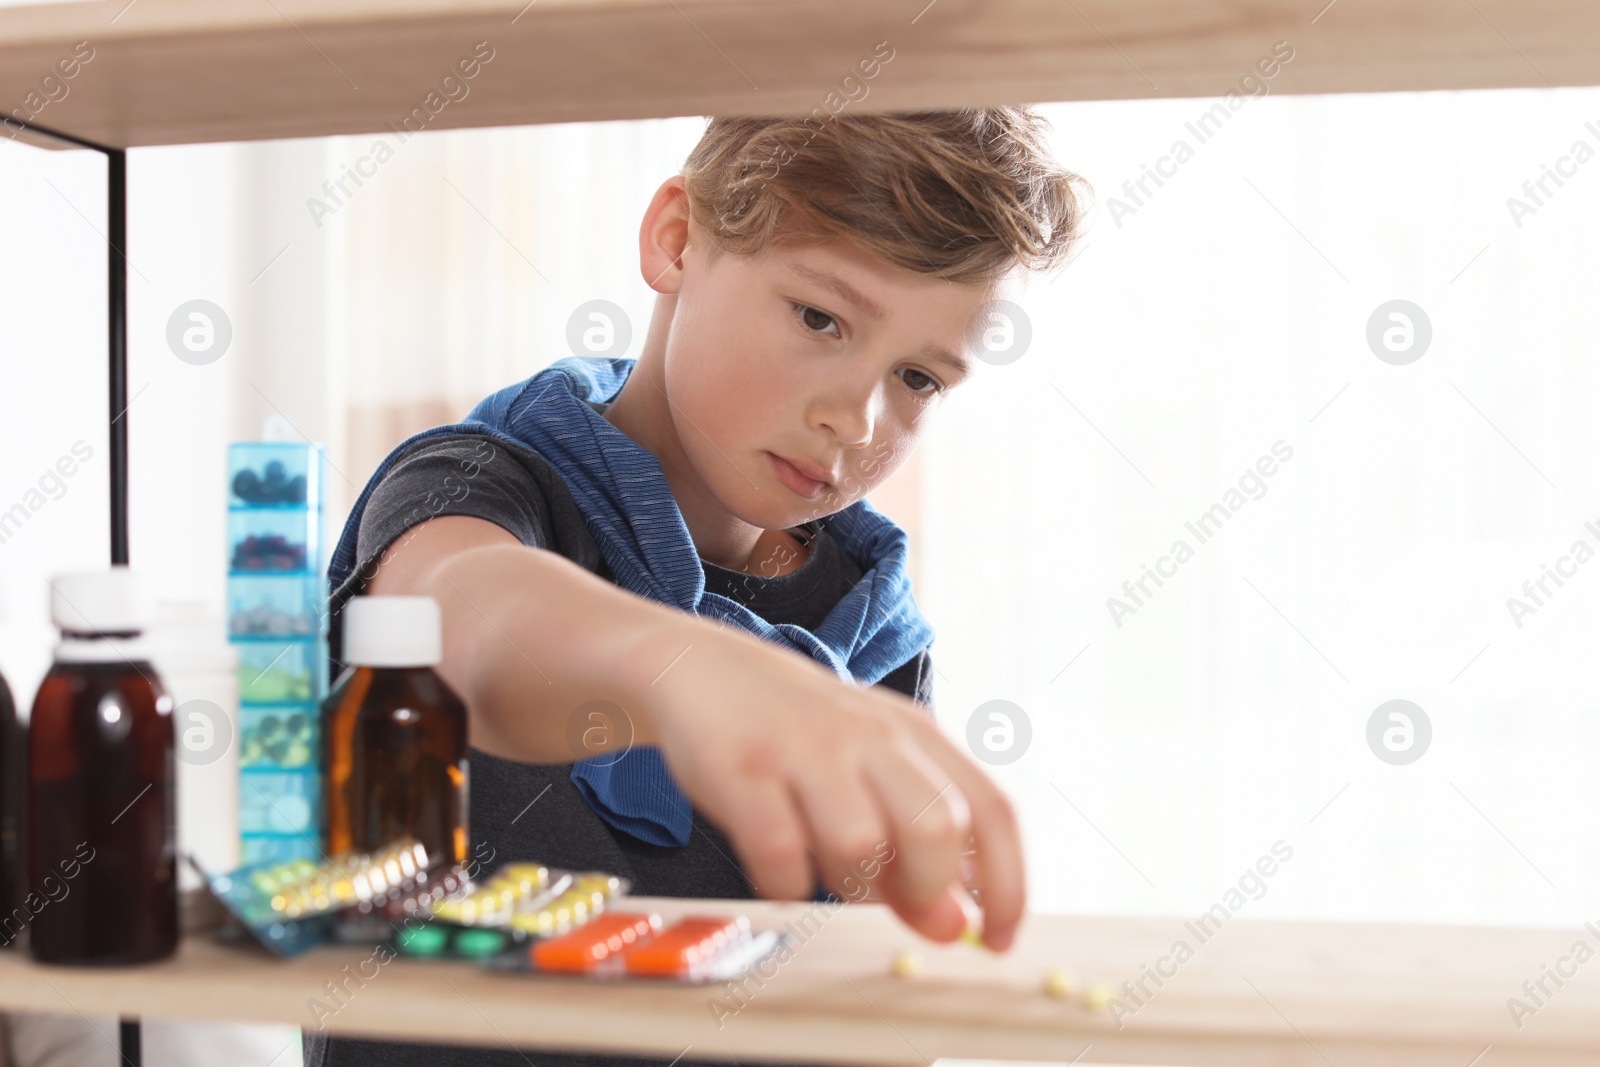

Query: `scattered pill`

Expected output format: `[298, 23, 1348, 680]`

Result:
[956, 891, 983, 946]
[891, 951, 922, 977]
[1043, 969, 1078, 1000]
[1084, 982, 1112, 1010]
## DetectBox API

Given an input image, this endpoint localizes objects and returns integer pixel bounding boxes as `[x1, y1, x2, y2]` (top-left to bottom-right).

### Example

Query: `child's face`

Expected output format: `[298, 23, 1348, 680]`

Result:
[656, 204, 1004, 533]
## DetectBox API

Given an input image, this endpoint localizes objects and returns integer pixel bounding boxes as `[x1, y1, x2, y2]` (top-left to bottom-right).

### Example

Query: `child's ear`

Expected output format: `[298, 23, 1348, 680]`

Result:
[639, 176, 692, 295]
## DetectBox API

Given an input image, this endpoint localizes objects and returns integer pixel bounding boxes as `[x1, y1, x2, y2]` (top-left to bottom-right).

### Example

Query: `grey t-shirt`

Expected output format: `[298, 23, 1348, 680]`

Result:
[307, 413, 933, 1067]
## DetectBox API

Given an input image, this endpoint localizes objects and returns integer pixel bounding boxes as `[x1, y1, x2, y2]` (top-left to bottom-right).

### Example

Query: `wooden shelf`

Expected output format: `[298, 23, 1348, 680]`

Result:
[3, 0, 1600, 150]
[6, 3, 1598, 1064]
[0, 894, 1597, 1064]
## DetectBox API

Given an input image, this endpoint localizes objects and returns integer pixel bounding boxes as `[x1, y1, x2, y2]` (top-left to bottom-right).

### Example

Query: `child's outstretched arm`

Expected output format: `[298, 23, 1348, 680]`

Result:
[366, 513, 1026, 951]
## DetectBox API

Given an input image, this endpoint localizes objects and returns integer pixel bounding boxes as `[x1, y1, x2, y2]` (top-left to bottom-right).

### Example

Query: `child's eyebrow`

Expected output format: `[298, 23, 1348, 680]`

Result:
[789, 263, 889, 322]
[788, 263, 973, 378]
[917, 342, 973, 379]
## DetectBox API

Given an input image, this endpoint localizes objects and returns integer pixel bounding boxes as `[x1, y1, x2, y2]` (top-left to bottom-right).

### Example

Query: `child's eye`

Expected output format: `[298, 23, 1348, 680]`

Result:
[790, 302, 840, 336]
[899, 368, 943, 396]
[787, 300, 942, 397]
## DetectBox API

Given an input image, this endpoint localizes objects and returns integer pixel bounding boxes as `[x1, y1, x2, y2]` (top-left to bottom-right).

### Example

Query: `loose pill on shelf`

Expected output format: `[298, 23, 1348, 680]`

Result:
[1043, 969, 1077, 999]
[1084, 982, 1112, 1010]
[890, 951, 922, 977]
[956, 892, 984, 946]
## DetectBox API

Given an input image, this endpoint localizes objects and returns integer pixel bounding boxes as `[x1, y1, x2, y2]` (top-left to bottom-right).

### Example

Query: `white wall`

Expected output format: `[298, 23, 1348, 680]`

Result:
[0, 138, 236, 702]
[930, 86, 1600, 932]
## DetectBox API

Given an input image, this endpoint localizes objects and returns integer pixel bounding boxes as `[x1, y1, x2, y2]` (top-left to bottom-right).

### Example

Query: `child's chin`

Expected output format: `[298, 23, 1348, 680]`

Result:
[782, 494, 850, 524]
[722, 477, 850, 529]
[712, 492, 783, 528]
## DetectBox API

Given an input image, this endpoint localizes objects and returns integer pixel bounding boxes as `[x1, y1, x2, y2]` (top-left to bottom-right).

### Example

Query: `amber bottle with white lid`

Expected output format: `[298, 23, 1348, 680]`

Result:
[322, 595, 468, 864]
[28, 566, 177, 964]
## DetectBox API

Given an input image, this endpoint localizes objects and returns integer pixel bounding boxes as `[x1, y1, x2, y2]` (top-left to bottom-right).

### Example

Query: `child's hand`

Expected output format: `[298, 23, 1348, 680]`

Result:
[618, 613, 1025, 952]
[365, 518, 1022, 948]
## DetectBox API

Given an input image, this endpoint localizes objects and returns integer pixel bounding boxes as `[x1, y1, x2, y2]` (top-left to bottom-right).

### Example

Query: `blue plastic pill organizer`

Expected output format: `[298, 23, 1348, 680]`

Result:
[226, 442, 329, 866]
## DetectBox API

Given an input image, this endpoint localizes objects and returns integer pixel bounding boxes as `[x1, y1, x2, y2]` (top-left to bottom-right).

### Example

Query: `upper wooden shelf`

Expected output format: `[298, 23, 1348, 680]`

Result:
[1, 893, 1597, 1064]
[1, 0, 1597, 149]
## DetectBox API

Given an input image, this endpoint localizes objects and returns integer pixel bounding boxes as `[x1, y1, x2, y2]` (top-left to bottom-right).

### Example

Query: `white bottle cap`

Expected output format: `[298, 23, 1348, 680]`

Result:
[344, 595, 442, 667]
[50, 566, 149, 635]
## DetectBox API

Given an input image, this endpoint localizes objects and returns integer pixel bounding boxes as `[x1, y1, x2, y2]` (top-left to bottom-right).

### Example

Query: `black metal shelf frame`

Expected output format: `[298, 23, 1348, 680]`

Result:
[4, 116, 129, 564]
[3, 114, 139, 1065]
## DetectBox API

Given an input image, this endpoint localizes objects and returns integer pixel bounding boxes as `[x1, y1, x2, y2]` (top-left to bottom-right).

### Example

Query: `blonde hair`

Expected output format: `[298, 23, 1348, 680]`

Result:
[681, 107, 1092, 287]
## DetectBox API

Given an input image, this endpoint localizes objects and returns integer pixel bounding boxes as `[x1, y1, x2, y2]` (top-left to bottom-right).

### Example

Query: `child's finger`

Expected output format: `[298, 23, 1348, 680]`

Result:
[862, 740, 971, 912]
[716, 778, 816, 900]
[790, 769, 889, 899]
[878, 880, 972, 943]
[902, 719, 1027, 951]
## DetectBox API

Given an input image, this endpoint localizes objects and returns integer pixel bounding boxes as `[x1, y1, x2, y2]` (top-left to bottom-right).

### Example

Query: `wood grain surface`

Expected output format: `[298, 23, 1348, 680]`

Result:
[0, 0, 1596, 149]
[1, 894, 1597, 1064]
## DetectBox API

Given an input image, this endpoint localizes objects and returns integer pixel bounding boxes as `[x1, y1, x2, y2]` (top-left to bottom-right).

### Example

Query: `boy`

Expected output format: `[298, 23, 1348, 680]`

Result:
[306, 106, 1087, 1067]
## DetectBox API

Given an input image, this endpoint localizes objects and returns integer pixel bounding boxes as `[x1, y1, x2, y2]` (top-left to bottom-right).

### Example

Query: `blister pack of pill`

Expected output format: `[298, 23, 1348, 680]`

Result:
[191, 837, 452, 957]
[375, 862, 629, 960]
[373, 862, 790, 983]
[489, 911, 792, 983]
[196, 839, 790, 983]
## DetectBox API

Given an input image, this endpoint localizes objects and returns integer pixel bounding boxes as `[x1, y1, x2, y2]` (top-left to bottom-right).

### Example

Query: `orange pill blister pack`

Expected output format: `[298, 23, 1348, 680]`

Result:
[489, 911, 792, 983]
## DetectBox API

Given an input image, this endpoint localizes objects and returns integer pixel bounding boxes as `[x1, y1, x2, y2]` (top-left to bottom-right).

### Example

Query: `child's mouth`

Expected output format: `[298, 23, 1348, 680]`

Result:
[766, 452, 828, 500]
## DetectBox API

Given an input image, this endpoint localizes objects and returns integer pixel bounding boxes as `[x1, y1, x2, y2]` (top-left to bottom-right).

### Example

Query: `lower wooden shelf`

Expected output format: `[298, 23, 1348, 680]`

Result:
[0, 896, 1594, 1065]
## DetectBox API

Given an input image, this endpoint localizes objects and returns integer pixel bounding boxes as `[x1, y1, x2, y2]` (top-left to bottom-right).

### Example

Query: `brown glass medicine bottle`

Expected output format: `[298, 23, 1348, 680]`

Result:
[28, 567, 177, 964]
[323, 595, 468, 865]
